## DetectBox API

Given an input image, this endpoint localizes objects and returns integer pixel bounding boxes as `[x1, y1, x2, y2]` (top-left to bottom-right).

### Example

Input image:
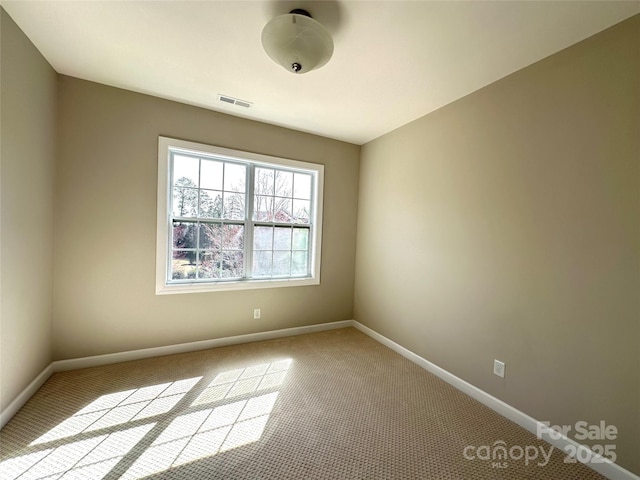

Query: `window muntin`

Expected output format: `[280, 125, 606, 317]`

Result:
[157, 137, 323, 294]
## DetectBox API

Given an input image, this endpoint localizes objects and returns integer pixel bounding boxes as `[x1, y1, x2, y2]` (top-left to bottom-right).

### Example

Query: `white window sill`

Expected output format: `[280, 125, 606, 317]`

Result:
[156, 277, 320, 295]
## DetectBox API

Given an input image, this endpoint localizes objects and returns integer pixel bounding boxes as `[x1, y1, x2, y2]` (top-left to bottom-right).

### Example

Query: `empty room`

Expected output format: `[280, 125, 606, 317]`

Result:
[1, 1, 638, 479]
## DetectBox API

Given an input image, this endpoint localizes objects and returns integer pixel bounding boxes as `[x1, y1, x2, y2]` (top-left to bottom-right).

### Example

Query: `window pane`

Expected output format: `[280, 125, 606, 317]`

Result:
[293, 199, 310, 224]
[273, 227, 291, 250]
[199, 252, 221, 279]
[293, 173, 311, 199]
[275, 171, 293, 197]
[223, 193, 245, 220]
[291, 251, 308, 275]
[292, 228, 308, 250]
[253, 196, 273, 221]
[253, 251, 272, 277]
[173, 188, 198, 217]
[223, 225, 244, 250]
[199, 190, 222, 218]
[173, 222, 196, 249]
[254, 227, 272, 250]
[172, 251, 196, 280]
[273, 198, 293, 223]
[222, 251, 243, 278]
[199, 223, 222, 250]
[224, 163, 246, 193]
[255, 168, 275, 195]
[273, 251, 291, 276]
[173, 155, 199, 187]
[200, 159, 223, 190]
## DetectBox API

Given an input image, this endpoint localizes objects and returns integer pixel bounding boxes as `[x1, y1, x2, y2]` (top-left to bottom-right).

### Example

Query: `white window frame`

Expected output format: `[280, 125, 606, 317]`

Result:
[156, 137, 324, 295]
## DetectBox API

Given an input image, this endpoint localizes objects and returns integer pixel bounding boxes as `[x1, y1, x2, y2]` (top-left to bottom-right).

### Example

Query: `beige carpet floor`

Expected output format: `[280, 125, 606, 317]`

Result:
[0, 327, 605, 479]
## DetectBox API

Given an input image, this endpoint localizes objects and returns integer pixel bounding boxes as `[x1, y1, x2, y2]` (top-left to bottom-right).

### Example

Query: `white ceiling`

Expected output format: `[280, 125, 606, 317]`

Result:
[3, 1, 639, 145]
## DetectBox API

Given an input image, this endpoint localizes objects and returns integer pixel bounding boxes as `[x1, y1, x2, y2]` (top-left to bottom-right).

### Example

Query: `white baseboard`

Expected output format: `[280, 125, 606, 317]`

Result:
[0, 364, 54, 428]
[352, 321, 639, 480]
[2, 319, 637, 480]
[0, 319, 353, 428]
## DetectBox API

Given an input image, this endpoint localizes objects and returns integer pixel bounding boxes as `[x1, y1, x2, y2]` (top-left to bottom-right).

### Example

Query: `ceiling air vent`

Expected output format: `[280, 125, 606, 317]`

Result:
[218, 94, 252, 108]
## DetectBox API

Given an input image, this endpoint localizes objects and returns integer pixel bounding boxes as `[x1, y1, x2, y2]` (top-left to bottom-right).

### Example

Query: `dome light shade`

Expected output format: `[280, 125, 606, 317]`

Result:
[261, 10, 334, 74]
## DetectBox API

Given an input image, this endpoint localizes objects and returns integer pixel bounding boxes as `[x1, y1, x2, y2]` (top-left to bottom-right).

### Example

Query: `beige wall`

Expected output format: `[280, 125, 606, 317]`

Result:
[355, 15, 640, 474]
[53, 76, 360, 360]
[0, 10, 56, 410]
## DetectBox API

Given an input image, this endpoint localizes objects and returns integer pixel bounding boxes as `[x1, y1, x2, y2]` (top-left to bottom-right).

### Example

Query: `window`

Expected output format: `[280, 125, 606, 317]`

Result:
[156, 137, 323, 294]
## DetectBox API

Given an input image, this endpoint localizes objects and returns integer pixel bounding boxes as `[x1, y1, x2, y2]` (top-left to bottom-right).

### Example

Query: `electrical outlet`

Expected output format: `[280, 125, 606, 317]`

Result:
[253, 308, 261, 319]
[493, 359, 505, 378]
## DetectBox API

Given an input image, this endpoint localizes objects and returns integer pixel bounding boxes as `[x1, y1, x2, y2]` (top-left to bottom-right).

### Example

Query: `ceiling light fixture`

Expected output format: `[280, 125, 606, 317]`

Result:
[261, 9, 334, 74]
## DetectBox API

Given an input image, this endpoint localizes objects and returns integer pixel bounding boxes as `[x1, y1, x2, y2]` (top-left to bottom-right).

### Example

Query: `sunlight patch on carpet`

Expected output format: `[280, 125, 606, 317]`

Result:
[0, 424, 154, 480]
[31, 377, 202, 445]
[1, 359, 291, 480]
